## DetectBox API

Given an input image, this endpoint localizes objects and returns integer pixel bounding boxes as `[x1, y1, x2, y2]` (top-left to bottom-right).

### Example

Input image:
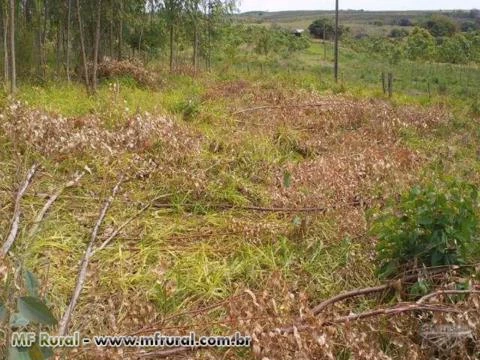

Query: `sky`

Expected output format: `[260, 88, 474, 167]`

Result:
[239, 0, 479, 12]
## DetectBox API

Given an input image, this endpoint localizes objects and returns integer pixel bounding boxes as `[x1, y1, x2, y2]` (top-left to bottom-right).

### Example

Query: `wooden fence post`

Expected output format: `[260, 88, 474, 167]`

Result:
[381, 72, 386, 95]
[387, 72, 393, 98]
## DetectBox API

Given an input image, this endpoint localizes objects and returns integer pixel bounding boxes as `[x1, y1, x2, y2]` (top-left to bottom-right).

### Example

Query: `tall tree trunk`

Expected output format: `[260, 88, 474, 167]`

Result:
[66, 0, 71, 83]
[109, 16, 113, 57]
[3, 0, 8, 84]
[55, 21, 61, 77]
[117, 0, 123, 60]
[33, 0, 42, 79]
[76, 0, 90, 93]
[92, 0, 102, 93]
[138, 25, 143, 58]
[40, 0, 48, 80]
[169, 23, 174, 72]
[8, 0, 15, 93]
[193, 24, 198, 74]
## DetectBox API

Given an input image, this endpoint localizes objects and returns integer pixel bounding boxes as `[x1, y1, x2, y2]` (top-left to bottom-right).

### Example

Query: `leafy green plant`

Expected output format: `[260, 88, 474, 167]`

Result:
[405, 27, 436, 61]
[371, 181, 479, 279]
[1, 269, 56, 360]
[308, 18, 347, 40]
[173, 98, 200, 121]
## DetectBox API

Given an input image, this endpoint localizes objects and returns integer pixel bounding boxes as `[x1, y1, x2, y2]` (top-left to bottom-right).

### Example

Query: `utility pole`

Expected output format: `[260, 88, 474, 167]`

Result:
[334, 0, 339, 82]
[323, 23, 326, 60]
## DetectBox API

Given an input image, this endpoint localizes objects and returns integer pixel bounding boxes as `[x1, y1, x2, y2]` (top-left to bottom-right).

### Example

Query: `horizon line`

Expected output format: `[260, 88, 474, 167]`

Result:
[238, 8, 477, 13]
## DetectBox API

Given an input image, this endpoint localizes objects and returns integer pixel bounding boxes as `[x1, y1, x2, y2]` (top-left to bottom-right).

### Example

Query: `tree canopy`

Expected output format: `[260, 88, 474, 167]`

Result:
[308, 18, 346, 40]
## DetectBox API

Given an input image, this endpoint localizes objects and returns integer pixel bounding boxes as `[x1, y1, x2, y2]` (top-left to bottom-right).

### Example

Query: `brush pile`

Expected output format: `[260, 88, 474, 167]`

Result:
[97, 58, 159, 87]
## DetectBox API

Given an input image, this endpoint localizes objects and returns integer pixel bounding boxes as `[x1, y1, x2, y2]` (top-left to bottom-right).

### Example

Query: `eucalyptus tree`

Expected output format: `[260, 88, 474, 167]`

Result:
[1, 0, 9, 85]
[202, 0, 235, 70]
[8, 0, 14, 92]
[164, 0, 182, 71]
[0, 0, 237, 92]
[186, 0, 201, 71]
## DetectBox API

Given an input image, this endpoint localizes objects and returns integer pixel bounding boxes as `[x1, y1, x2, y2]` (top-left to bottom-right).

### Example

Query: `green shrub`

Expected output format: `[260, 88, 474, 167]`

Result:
[371, 181, 479, 279]
[309, 18, 347, 40]
[173, 98, 201, 121]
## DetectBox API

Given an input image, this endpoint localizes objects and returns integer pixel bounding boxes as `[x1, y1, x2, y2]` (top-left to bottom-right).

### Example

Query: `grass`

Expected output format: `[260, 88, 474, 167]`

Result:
[17, 74, 204, 119]
[225, 41, 480, 110]
[1, 36, 480, 359]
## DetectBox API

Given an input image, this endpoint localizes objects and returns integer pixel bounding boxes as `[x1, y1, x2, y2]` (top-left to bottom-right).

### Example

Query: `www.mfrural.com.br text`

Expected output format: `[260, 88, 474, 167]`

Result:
[11, 331, 252, 349]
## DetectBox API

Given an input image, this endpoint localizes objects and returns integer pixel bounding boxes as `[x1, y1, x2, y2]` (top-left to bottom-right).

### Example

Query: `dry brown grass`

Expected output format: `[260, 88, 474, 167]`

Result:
[1, 78, 477, 360]
[97, 59, 159, 88]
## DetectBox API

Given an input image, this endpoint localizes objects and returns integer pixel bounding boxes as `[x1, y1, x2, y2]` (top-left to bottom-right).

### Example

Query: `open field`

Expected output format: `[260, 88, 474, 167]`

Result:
[227, 40, 480, 104]
[237, 10, 472, 36]
[1, 61, 480, 358]
[1, 5, 480, 360]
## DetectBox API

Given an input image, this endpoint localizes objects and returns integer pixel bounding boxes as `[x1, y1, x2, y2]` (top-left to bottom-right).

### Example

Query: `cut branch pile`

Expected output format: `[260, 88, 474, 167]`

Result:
[137, 265, 480, 359]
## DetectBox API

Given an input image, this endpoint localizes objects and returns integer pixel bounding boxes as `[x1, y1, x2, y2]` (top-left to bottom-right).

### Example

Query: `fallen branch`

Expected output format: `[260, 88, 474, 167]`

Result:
[58, 178, 123, 336]
[417, 289, 480, 304]
[28, 172, 85, 237]
[278, 303, 460, 335]
[135, 262, 473, 358]
[137, 303, 458, 358]
[311, 283, 394, 315]
[331, 303, 459, 324]
[134, 265, 472, 358]
[311, 266, 467, 316]
[399, 263, 478, 275]
[92, 195, 168, 255]
[1, 164, 39, 258]
[275, 268, 461, 334]
[310, 271, 453, 316]
[232, 102, 338, 116]
[153, 202, 328, 213]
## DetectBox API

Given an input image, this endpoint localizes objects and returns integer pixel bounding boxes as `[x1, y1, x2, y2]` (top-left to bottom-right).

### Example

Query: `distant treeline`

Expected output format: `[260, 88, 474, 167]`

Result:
[1, 0, 237, 93]
[307, 13, 480, 65]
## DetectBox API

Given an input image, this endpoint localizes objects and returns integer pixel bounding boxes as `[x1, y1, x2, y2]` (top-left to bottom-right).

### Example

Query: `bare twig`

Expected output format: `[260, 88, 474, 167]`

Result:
[153, 202, 329, 213]
[231, 205, 327, 213]
[58, 178, 123, 336]
[28, 172, 85, 237]
[331, 303, 459, 324]
[92, 195, 168, 255]
[311, 271, 449, 315]
[311, 283, 393, 315]
[398, 263, 479, 277]
[417, 289, 480, 304]
[1, 164, 38, 258]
